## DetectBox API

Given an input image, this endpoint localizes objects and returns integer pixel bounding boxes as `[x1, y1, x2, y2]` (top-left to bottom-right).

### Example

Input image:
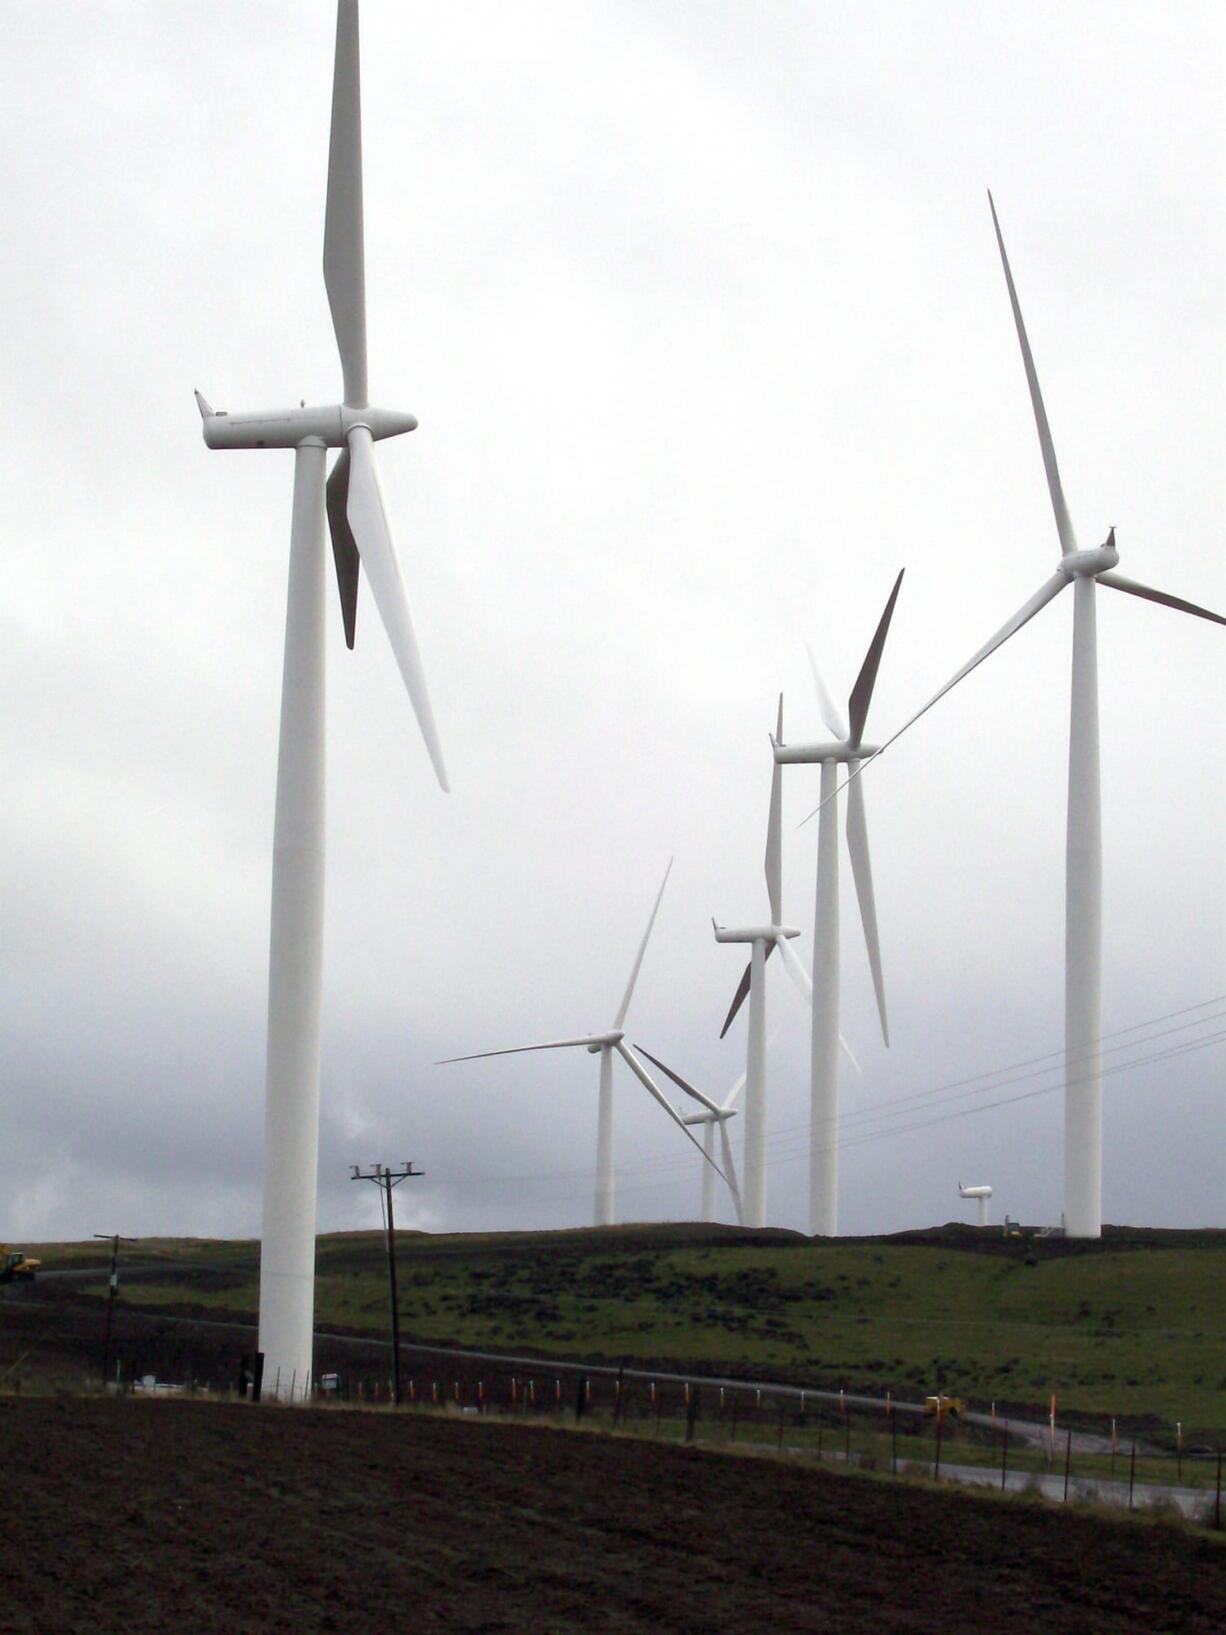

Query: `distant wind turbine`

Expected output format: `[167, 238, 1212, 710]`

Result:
[194, 1, 447, 1398]
[799, 197, 1225, 1238]
[439, 862, 725, 1225]
[773, 572, 904, 1235]
[635, 1048, 745, 1225]
[710, 697, 804, 1228]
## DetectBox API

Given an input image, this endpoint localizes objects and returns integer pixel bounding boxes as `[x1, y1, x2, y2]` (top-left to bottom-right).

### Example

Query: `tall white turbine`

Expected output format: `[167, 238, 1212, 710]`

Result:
[827, 197, 1226, 1237]
[711, 698, 804, 1228]
[635, 1048, 745, 1224]
[439, 863, 724, 1225]
[774, 572, 903, 1236]
[196, 2, 447, 1399]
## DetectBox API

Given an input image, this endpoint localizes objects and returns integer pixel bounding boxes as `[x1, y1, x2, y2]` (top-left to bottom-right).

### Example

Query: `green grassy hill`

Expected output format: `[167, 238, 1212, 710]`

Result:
[30, 1222, 1226, 1431]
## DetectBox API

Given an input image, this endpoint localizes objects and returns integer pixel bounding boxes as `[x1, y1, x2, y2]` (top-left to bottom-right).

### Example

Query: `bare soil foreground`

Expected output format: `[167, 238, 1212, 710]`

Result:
[1, 1397, 1222, 1635]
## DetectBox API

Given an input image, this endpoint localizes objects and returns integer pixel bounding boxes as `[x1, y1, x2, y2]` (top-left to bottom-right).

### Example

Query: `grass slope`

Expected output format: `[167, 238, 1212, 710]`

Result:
[36, 1221, 1226, 1431]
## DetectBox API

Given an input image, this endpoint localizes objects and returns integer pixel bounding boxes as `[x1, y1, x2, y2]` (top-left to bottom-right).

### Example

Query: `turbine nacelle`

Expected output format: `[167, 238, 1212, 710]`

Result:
[584, 1031, 625, 1053]
[682, 1107, 737, 1127]
[195, 394, 417, 450]
[1059, 535, 1119, 579]
[711, 920, 800, 944]
[772, 740, 879, 766]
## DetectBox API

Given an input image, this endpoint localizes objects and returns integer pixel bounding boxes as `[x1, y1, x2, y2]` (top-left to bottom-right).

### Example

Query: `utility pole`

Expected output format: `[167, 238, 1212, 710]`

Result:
[93, 1233, 136, 1388]
[350, 1163, 422, 1406]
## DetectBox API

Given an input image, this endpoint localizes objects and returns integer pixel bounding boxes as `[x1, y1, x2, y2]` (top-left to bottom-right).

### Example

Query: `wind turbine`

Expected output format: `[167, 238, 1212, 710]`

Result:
[439, 863, 724, 1225]
[194, 2, 447, 1399]
[709, 697, 805, 1228]
[635, 1048, 745, 1225]
[846, 195, 1225, 1238]
[773, 572, 903, 1236]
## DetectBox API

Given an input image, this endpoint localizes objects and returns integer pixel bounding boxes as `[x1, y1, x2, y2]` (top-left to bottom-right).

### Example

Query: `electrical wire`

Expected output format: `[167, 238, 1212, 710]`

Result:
[440, 991, 1226, 1203]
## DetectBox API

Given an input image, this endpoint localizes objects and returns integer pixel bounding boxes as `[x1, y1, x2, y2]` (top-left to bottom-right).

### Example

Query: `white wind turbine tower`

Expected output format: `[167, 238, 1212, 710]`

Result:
[635, 1048, 745, 1225]
[709, 697, 808, 1228]
[958, 1183, 993, 1228]
[902, 196, 1226, 1238]
[773, 572, 903, 1237]
[195, 2, 447, 1398]
[439, 863, 724, 1225]
[806, 198, 1225, 1237]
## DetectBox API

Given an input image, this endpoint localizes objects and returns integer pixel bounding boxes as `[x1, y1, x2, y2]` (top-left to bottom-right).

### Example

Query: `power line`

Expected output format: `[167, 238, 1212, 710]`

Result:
[443, 991, 1226, 1194]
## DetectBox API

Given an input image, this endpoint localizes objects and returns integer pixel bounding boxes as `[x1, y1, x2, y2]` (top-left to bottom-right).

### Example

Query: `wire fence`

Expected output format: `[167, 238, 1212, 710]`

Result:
[152, 1357, 1224, 1529]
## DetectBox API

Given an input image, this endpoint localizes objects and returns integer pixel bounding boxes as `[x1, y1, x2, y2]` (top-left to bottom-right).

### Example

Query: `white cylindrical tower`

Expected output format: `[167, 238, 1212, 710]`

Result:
[595, 1044, 615, 1226]
[701, 1122, 718, 1223]
[809, 760, 841, 1235]
[743, 937, 768, 1228]
[258, 440, 328, 1400]
[1065, 575, 1103, 1238]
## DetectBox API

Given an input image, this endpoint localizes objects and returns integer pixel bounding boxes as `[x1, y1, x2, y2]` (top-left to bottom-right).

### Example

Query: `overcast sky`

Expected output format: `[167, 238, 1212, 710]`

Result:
[3, 1, 1223, 1246]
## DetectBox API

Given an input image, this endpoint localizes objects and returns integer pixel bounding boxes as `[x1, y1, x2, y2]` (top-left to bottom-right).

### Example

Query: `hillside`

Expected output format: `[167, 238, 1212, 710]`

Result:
[20, 1221, 1225, 1431]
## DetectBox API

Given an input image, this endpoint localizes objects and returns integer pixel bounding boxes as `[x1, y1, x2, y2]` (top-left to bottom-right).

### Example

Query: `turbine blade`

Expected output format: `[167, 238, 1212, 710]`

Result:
[1097, 571, 1226, 627]
[722, 1064, 749, 1111]
[717, 1119, 744, 1225]
[798, 572, 1070, 827]
[323, 0, 368, 408]
[326, 448, 359, 649]
[806, 643, 848, 740]
[777, 935, 813, 1005]
[436, 1036, 602, 1065]
[614, 859, 673, 1028]
[346, 426, 448, 790]
[719, 942, 776, 1040]
[845, 777, 889, 1046]
[988, 192, 1077, 557]
[720, 962, 753, 1040]
[615, 1042, 728, 1182]
[765, 695, 783, 924]
[634, 1046, 722, 1115]
[847, 569, 904, 747]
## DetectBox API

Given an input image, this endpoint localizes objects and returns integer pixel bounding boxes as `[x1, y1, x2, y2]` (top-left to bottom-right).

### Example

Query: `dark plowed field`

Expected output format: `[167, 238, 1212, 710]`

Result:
[1, 1398, 1221, 1634]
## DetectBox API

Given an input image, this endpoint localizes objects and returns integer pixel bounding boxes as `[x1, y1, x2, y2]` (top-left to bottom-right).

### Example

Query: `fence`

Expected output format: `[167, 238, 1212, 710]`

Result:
[253, 1359, 1222, 1527]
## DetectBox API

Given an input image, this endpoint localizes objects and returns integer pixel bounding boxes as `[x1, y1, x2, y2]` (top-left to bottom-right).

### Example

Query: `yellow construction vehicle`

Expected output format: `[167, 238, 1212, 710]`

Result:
[0, 1247, 40, 1284]
[924, 1393, 964, 1418]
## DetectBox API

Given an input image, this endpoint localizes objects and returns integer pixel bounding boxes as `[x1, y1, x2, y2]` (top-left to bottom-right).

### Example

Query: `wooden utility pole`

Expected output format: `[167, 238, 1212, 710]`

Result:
[350, 1163, 422, 1406]
[92, 1233, 135, 1388]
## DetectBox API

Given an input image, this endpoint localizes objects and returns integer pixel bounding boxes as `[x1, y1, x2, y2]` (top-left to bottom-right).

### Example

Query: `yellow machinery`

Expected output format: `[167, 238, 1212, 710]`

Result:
[924, 1393, 964, 1418]
[0, 1247, 40, 1284]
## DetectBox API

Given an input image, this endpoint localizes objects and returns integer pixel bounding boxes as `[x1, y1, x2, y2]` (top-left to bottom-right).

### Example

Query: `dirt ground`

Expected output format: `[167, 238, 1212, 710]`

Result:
[1, 1397, 1222, 1635]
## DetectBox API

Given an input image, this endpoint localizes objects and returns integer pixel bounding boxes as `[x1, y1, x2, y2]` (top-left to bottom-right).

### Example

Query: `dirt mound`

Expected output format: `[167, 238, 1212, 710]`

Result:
[1, 1396, 1221, 1634]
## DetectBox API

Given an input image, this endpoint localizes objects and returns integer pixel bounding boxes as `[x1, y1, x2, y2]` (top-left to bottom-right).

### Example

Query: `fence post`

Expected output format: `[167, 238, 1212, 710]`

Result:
[1214, 1447, 1222, 1531]
[777, 1400, 786, 1453]
[1063, 1428, 1073, 1502]
[1176, 1421, 1183, 1486]
[685, 1385, 700, 1444]
[844, 1408, 852, 1467]
[1001, 1421, 1009, 1492]
[1128, 1441, 1136, 1512]
[613, 1361, 626, 1427]
[933, 1403, 943, 1482]
[891, 1408, 898, 1475]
